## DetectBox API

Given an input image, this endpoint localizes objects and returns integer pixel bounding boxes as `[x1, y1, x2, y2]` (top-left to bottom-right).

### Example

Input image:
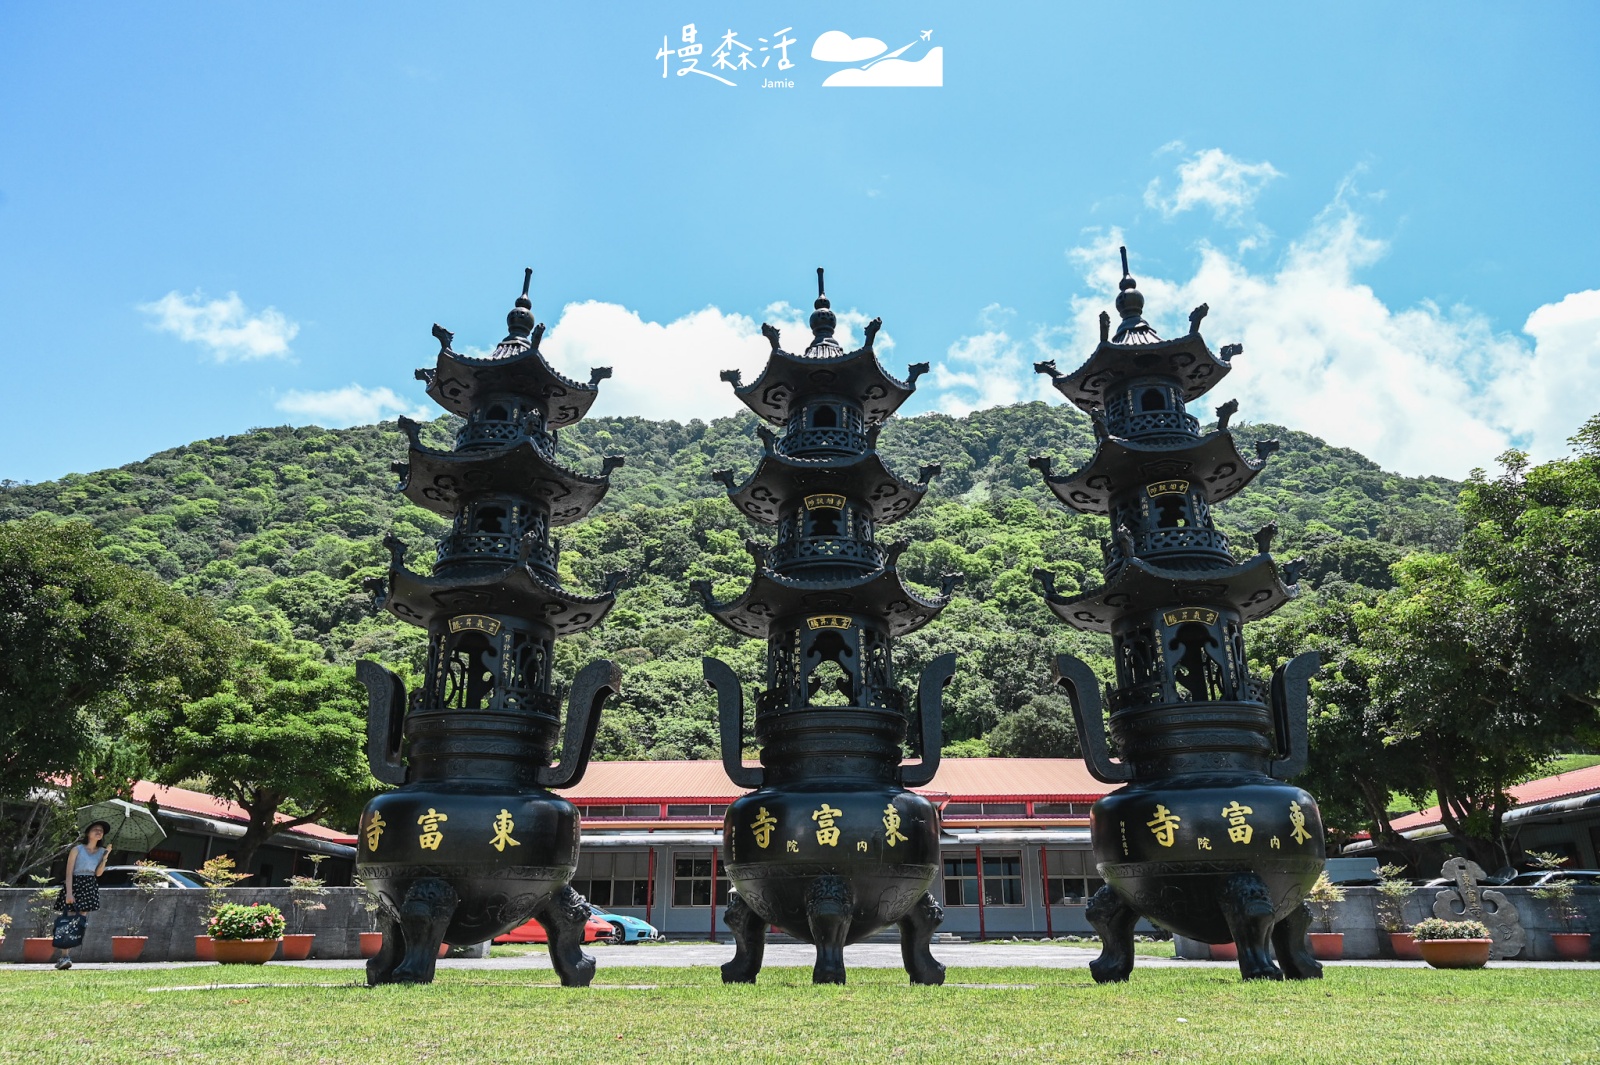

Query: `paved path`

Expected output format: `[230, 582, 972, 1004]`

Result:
[10, 941, 1600, 973]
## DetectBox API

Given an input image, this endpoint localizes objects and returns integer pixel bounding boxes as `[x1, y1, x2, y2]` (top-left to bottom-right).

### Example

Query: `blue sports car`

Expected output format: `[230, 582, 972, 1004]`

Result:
[588, 906, 662, 944]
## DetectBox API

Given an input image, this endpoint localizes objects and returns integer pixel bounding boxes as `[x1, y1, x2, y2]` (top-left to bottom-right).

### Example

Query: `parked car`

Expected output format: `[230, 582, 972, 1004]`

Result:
[493, 911, 614, 945]
[1500, 869, 1600, 888]
[96, 866, 211, 889]
[588, 906, 662, 944]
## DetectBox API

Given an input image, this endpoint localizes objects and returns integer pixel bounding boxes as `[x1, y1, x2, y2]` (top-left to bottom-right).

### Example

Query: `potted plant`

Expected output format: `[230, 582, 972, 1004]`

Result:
[1411, 917, 1492, 968]
[207, 902, 286, 964]
[1375, 863, 1421, 960]
[282, 855, 328, 960]
[112, 860, 169, 962]
[1527, 852, 1590, 960]
[355, 876, 385, 958]
[0, 913, 12, 955]
[24, 875, 62, 963]
[1306, 871, 1346, 959]
[194, 854, 251, 961]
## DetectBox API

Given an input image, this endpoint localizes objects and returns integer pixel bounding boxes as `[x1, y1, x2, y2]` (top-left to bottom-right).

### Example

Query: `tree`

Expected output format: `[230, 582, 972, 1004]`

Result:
[138, 640, 375, 870]
[0, 517, 232, 882]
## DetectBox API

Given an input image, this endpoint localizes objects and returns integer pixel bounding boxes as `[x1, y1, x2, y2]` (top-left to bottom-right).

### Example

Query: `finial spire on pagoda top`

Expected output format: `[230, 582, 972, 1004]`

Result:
[505, 267, 536, 340]
[809, 266, 838, 340]
[1113, 246, 1157, 344]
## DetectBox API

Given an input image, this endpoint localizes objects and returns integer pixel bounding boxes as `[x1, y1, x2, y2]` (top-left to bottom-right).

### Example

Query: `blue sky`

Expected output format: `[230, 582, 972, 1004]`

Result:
[2, 3, 1597, 482]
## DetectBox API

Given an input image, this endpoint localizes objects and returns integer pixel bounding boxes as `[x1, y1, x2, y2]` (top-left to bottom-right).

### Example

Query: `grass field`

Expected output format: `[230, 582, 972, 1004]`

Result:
[3, 964, 1596, 1064]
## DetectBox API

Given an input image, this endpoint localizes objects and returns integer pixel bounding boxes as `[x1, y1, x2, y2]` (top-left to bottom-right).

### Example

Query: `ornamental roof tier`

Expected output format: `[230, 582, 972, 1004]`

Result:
[1035, 332, 1235, 414]
[694, 562, 958, 640]
[414, 271, 610, 427]
[395, 424, 623, 524]
[725, 342, 927, 426]
[379, 544, 622, 636]
[1030, 431, 1268, 515]
[1035, 552, 1299, 634]
[715, 442, 939, 526]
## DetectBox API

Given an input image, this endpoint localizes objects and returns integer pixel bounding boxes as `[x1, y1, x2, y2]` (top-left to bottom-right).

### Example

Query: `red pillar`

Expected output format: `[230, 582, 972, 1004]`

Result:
[1039, 845, 1054, 939]
[974, 844, 987, 942]
[709, 846, 719, 942]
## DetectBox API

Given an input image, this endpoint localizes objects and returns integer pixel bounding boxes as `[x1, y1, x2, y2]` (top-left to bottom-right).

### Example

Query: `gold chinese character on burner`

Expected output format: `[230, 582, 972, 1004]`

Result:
[883, 804, 908, 847]
[1145, 804, 1181, 848]
[1270, 836, 1281, 849]
[812, 804, 843, 847]
[417, 808, 449, 851]
[488, 809, 521, 853]
[750, 806, 778, 849]
[364, 812, 387, 852]
[1197, 837, 1212, 850]
[1220, 800, 1254, 844]
[1289, 801, 1312, 845]
[856, 841, 868, 852]
[786, 839, 799, 853]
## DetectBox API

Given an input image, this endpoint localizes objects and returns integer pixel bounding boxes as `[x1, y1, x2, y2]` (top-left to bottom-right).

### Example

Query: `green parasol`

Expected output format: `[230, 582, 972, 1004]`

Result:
[75, 798, 167, 854]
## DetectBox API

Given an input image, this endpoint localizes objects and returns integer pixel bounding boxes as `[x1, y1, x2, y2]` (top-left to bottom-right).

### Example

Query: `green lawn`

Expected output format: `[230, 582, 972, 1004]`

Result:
[3, 964, 1596, 1064]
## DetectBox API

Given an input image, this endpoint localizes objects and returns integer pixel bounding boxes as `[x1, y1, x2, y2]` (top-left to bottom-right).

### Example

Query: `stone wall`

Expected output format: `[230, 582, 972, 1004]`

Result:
[0, 887, 382, 962]
[1176, 885, 1600, 960]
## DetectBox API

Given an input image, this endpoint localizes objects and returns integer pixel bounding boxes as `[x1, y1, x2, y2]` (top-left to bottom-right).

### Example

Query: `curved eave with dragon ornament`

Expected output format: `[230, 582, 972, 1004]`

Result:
[1029, 431, 1269, 514]
[718, 447, 939, 526]
[417, 324, 610, 428]
[395, 423, 622, 524]
[693, 561, 956, 639]
[726, 321, 927, 427]
[1035, 553, 1301, 634]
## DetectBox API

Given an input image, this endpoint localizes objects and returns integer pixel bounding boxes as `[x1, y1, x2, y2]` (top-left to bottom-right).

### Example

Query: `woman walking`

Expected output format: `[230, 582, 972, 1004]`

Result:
[53, 819, 111, 969]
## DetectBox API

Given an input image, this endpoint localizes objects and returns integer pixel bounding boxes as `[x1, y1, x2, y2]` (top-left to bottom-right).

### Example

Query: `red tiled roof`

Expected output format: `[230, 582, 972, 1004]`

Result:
[1385, 762, 1600, 834]
[564, 758, 1108, 804]
[129, 781, 357, 845]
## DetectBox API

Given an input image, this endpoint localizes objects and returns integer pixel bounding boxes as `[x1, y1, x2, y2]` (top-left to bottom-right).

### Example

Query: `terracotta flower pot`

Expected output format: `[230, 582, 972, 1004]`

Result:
[360, 931, 385, 958]
[212, 938, 280, 964]
[1419, 937, 1491, 969]
[438, 943, 451, 959]
[1308, 932, 1344, 960]
[1551, 932, 1591, 961]
[194, 935, 215, 961]
[278, 933, 314, 960]
[1209, 942, 1238, 960]
[111, 936, 147, 962]
[23, 937, 55, 963]
[1389, 932, 1423, 960]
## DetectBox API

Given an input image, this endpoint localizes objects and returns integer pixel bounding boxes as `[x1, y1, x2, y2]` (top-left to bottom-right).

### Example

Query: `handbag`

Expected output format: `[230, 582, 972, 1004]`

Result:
[52, 906, 87, 950]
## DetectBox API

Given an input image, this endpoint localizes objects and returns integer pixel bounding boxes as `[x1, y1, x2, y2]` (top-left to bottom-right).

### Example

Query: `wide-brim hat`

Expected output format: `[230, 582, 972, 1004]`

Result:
[84, 819, 114, 839]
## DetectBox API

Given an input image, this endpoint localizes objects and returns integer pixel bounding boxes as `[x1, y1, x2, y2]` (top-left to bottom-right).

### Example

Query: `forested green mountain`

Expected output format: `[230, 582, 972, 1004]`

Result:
[0, 402, 1462, 761]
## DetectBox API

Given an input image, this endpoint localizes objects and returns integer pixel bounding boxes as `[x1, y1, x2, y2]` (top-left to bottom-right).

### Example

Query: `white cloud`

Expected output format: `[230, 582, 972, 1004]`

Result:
[811, 30, 887, 62]
[276, 384, 432, 427]
[139, 290, 299, 360]
[925, 197, 1600, 478]
[1145, 147, 1283, 225]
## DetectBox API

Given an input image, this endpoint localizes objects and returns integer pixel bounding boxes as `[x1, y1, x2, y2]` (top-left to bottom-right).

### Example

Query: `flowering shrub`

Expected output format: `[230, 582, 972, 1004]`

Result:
[207, 902, 286, 941]
[1410, 918, 1490, 941]
[0, 913, 12, 938]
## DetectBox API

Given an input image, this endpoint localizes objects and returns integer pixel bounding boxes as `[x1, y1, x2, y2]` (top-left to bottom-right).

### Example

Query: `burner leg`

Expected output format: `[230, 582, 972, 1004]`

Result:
[535, 885, 597, 988]
[387, 878, 458, 985]
[806, 875, 853, 985]
[1221, 873, 1283, 981]
[721, 891, 768, 984]
[1086, 884, 1139, 983]
[1271, 901, 1324, 981]
[365, 911, 405, 987]
[898, 891, 947, 986]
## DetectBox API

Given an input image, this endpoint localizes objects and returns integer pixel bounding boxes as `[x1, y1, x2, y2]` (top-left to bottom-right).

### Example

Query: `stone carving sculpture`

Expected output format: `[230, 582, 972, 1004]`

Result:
[1433, 857, 1526, 959]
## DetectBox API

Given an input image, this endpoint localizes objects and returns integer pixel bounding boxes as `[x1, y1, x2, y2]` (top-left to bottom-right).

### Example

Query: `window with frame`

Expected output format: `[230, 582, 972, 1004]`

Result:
[571, 852, 651, 908]
[942, 851, 1024, 906]
[672, 853, 729, 907]
[1042, 849, 1104, 905]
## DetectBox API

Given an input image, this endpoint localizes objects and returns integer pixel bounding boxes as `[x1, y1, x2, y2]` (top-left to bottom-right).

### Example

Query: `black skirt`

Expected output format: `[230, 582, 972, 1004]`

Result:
[56, 874, 101, 913]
